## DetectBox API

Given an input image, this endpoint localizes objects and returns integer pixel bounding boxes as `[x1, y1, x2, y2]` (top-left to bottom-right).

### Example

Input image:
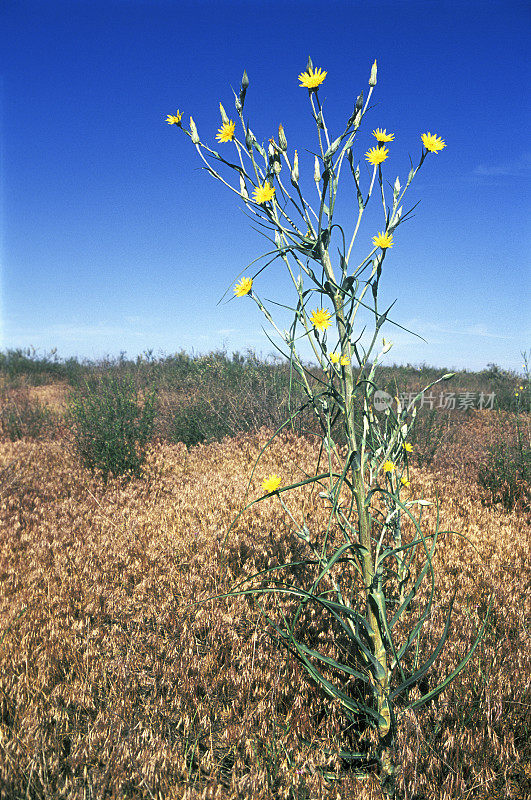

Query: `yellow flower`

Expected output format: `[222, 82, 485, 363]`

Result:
[403, 442, 413, 452]
[253, 182, 275, 204]
[262, 474, 281, 493]
[373, 128, 395, 143]
[340, 355, 350, 366]
[298, 66, 327, 89]
[310, 308, 332, 332]
[330, 353, 340, 364]
[401, 476, 411, 488]
[383, 461, 396, 473]
[216, 120, 236, 143]
[421, 132, 446, 153]
[365, 146, 389, 165]
[372, 231, 394, 249]
[166, 112, 182, 125]
[234, 277, 253, 297]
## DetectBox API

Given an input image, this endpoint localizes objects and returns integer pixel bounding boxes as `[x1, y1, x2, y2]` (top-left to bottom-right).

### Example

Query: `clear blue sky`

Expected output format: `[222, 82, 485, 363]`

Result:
[1, 0, 529, 372]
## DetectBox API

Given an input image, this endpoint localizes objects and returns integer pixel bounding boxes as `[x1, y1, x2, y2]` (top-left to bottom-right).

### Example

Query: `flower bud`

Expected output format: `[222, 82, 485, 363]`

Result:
[369, 59, 377, 87]
[314, 155, 321, 183]
[239, 173, 248, 199]
[219, 103, 229, 124]
[239, 70, 249, 109]
[348, 92, 364, 126]
[393, 176, 401, 201]
[382, 338, 393, 353]
[245, 126, 256, 152]
[189, 116, 200, 144]
[290, 149, 299, 185]
[268, 141, 281, 174]
[306, 55, 314, 73]
[324, 136, 342, 161]
[278, 124, 288, 151]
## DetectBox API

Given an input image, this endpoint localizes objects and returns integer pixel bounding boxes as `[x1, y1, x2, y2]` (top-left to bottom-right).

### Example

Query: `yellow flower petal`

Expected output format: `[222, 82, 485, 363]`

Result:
[234, 277, 253, 297]
[365, 146, 389, 165]
[298, 67, 327, 89]
[310, 308, 332, 332]
[166, 112, 182, 125]
[216, 120, 236, 143]
[253, 182, 275, 204]
[372, 231, 394, 249]
[262, 474, 281, 493]
[373, 128, 395, 143]
[421, 132, 446, 153]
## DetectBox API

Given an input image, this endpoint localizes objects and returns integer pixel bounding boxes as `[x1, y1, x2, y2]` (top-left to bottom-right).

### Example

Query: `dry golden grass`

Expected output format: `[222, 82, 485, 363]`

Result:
[0, 424, 529, 799]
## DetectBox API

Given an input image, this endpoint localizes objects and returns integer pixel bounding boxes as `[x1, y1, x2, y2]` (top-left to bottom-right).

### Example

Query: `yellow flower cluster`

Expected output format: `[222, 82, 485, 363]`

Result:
[330, 353, 350, 366]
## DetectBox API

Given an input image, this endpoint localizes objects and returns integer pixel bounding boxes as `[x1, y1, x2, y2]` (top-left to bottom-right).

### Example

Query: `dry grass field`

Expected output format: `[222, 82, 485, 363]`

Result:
[0, 377, 529, 799]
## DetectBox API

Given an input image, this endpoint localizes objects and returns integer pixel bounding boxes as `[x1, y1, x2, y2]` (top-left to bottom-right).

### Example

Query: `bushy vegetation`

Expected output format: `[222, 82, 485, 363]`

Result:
[67, 374, 157, 483]
[0, 348, 525, 405]
[0, 347, 528, 483]
[478, 439, 531, 512]
[477, 386, 531, 511]
[0, 390, 55, 441]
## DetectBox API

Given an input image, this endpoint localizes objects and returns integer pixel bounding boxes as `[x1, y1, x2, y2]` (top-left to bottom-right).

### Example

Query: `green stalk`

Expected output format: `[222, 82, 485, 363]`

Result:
[321, 245, 392, 741]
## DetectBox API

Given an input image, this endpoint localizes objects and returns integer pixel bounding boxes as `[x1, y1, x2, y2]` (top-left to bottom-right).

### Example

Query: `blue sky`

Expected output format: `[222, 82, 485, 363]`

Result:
[1, 0, 529, 372]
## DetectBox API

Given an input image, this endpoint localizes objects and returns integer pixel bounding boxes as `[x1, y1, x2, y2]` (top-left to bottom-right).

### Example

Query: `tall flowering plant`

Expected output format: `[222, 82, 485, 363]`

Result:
[166, 58, 490, 798]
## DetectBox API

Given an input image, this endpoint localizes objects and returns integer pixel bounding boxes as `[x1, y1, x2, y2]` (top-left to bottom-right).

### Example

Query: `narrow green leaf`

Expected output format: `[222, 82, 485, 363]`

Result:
[405, 596, 494, 711]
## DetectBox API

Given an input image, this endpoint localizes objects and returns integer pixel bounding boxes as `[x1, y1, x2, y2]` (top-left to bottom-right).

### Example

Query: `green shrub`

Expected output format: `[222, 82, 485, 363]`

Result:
[478, 438, 531, 511]
[68, 375, 157, 483]
[0, 394, 54, 440]
[407, 407, 452, 467]
[163, 398, 234, 447]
